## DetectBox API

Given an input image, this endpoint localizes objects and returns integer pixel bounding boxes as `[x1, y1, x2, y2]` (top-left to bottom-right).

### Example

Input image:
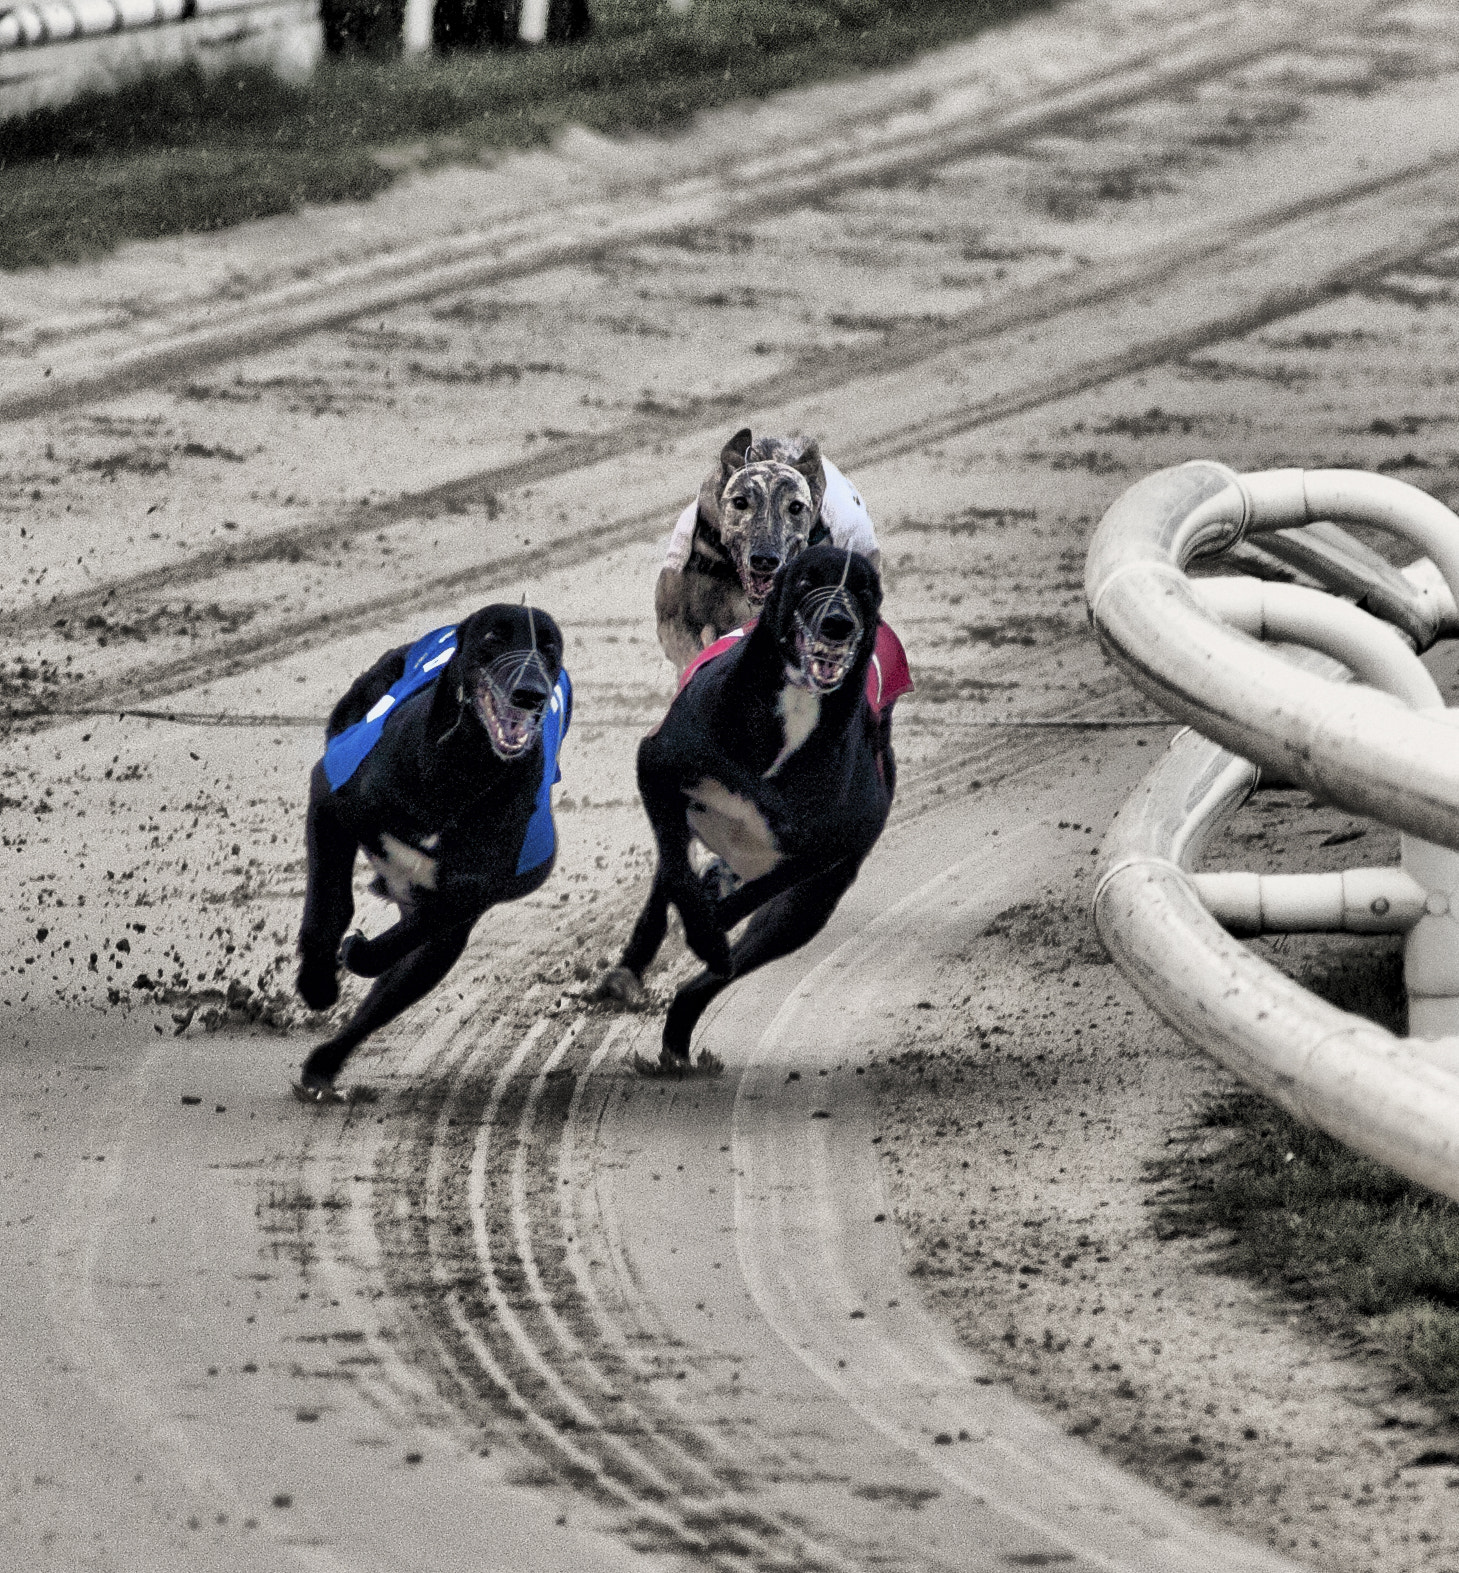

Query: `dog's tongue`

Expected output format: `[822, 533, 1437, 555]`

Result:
[494, 710, 533, 751]
[480, 690, 540, 758]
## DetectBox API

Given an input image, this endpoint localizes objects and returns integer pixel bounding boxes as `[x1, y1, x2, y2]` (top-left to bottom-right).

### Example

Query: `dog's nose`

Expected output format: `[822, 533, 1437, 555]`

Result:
[819, 613, 857, 643]
[749, 553, 781, 576]
[509, 680, 550, 714]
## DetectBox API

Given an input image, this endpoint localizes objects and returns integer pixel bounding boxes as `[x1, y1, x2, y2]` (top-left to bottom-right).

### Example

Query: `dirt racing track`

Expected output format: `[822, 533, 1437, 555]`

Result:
[8, 2, 1459, 1568]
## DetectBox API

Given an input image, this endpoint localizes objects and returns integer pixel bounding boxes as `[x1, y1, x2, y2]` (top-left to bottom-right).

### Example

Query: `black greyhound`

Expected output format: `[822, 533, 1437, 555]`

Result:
[294, 604, 570, 1101]
[603, 545, 908, 1068]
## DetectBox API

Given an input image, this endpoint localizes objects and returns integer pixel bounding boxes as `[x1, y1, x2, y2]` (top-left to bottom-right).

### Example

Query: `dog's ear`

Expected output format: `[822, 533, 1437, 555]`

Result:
[718, 427, 753, 489]
[792, 438, 826, 514]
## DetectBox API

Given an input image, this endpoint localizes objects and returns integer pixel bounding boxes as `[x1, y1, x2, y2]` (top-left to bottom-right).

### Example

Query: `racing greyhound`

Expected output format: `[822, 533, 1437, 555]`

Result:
[654, 428, 881, 674]
[294, 603, 570, 1101]
[606, 545, 909, 1067]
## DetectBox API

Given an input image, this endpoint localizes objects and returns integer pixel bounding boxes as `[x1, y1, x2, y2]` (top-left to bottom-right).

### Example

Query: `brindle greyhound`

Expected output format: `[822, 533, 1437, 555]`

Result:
[294, 603, 569, 1101]
[655, 428, 880, 675]
[606, 545, 906, 1068]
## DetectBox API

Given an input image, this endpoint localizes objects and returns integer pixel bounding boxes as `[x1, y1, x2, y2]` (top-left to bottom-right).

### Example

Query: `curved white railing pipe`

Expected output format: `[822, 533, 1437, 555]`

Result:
[1190, 576, 1444, 710]
[1183, 573, 1458, 1026]
[1228, 522, 1459, 652]
[1085, 463, 1459, 849]
[1094, 730, 1459, 1204]
[1088, 463, 1459, 1191]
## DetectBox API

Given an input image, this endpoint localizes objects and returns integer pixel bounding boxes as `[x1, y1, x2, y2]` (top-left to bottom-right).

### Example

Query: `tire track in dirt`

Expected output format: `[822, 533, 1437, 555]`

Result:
[728, 802, 1297, 1572]
[8, 15, 1459, 722]
[18, 145, 1459, 616]
[9, 155, 1459, 727]
[361, 1008, 868, 1571]
[280, 703, 1226, 1571]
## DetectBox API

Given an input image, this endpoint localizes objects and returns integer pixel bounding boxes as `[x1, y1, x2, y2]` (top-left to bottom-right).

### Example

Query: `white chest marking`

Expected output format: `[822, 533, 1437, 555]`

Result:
[765, 678, 820, 778]
[684, 779, 783, 882]
[365, 830, 439, 907]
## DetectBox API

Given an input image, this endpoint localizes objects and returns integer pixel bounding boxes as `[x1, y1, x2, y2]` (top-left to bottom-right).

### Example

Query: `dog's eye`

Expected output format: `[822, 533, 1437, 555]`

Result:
[787, 500, 804, 516]
[731, 496, 751, 510]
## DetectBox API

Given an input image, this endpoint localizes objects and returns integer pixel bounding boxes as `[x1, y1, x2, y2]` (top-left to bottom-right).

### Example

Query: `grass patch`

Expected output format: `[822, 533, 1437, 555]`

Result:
[0, 0, 1047, 271]
[1155, 942, 1459, 1395]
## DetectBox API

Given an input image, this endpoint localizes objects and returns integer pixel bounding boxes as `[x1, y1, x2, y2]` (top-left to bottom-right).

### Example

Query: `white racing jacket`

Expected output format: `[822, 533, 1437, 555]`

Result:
[661, 457, 880, 572]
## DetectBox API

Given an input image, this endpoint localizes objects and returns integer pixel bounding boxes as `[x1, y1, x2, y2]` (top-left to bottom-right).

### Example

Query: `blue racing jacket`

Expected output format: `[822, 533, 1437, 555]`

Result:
[322, 624, 571, 876]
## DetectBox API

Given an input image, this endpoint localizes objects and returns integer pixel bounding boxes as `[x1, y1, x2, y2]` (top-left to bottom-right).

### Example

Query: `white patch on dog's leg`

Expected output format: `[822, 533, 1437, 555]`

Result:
[685, 779, 782, 882]
[699, 625, 717, 649]
[365, 831, 439, 907]
[765, 680, 820, 777]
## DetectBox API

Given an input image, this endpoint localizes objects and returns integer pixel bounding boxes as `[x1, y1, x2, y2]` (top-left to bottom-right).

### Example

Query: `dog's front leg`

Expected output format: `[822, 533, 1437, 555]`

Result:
[341, 859, 525, 977]
[655, 819, 732, 978]
[296, 766, 357, 1011]
[599, 873, 670, 1005]
[636, 739, 732, 976]
[714, 853, 823, 930]
[302, 920, 474, 1088]
[654, 567, 705, 676]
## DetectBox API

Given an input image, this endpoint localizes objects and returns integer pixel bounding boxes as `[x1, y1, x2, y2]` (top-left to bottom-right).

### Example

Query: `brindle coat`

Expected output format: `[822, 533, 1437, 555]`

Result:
[655, 428, 829, 674]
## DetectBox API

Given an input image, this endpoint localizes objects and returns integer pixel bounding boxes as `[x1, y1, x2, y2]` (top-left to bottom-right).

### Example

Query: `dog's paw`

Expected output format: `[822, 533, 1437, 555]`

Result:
[292, 1071, 347, 1106]
[339, 931, 371, 977]
[630, 1049, 681, 1078]
[596, 966, 644, 1007]
[296, 955, 339, 1011]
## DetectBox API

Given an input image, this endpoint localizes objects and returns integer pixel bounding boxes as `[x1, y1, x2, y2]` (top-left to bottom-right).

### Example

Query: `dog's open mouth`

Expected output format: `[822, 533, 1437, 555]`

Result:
[479, 690, 543, 757]
[744, 569, 778, 605]
[472, 652, 552, 760]
[792, 596, 862, 693]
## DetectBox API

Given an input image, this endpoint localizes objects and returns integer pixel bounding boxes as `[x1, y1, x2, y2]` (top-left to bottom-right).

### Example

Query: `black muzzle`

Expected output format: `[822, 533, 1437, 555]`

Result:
[471, 649, 553, 760]
[790, 585, 863, 694]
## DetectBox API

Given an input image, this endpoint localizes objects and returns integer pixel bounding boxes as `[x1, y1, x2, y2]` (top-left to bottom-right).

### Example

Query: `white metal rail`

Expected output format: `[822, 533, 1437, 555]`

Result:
[0, 0, 316, 120]
[1087, 463, 1459, 1201]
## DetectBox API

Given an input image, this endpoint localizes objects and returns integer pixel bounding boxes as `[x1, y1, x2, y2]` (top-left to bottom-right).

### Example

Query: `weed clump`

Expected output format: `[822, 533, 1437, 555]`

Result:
[1156, 945, 1459, 1395]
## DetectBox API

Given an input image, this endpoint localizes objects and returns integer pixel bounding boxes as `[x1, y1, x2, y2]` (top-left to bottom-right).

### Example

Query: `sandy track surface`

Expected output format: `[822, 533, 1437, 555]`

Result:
[7, 2, 1459, 1568]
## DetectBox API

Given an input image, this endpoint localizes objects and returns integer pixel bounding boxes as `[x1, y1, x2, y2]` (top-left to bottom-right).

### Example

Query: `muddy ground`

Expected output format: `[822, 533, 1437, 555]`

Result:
[7, 1, 1459, 1568]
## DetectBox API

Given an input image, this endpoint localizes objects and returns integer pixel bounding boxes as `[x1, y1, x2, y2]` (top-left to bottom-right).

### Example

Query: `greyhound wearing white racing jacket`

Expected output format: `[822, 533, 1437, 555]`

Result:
[654, 429, 881, 675]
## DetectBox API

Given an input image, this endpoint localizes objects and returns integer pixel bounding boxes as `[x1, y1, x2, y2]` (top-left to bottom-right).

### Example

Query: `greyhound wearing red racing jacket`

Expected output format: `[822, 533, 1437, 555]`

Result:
[602, 545, 910, 1069]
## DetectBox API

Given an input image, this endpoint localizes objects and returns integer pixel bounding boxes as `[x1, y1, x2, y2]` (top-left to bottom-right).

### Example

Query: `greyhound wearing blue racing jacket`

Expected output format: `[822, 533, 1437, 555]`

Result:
[294, 603, 570, 1102]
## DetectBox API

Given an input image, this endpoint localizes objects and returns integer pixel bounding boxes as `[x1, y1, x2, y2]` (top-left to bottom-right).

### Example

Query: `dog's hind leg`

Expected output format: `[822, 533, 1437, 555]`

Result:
[301, 920, 473, 1088]
[296, 768, 357, 1011]
[340, 913, 431, 978]
[661, 858, 860, 1064]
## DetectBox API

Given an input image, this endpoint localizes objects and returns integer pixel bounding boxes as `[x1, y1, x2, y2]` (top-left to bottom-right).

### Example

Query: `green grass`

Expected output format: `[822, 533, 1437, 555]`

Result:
[1155, 944, 1459, 1395]
[0, 0, 1047, 271]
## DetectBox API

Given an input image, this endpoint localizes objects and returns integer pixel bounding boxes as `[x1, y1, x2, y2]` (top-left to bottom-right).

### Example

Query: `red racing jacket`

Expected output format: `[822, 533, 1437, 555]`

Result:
[679, 620, 913, 714]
